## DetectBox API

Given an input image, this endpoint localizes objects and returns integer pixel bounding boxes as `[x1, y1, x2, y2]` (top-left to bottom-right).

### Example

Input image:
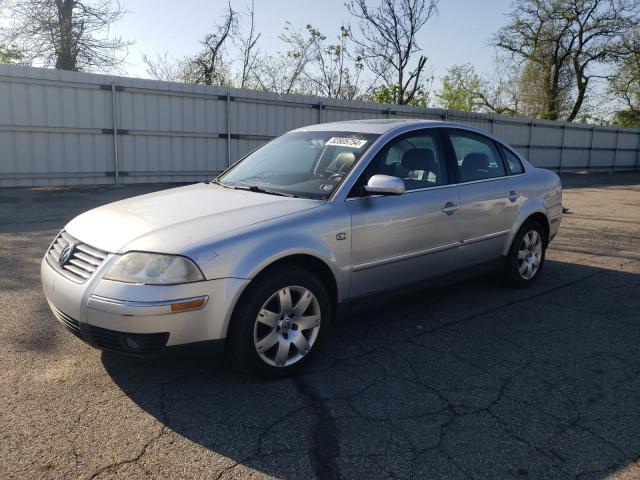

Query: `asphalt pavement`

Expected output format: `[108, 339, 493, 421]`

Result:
[1, 173, 639, 479]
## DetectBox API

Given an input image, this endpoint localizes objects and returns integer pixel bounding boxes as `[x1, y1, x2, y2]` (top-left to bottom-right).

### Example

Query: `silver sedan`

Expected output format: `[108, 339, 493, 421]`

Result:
[41, 120, 562, 377]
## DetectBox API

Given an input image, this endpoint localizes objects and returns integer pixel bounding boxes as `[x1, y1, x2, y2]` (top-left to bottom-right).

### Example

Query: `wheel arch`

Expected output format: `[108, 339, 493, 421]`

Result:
[223, 253, 340, 339]
[250, 254, 338, 310]
[503, 208, 551, 256]
[525, 212, 550, 246]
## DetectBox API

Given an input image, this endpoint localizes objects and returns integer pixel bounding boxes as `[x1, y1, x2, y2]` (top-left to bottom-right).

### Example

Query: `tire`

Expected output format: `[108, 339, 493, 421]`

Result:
[227, 266, 332, 378]
[503, 220, 547, 288]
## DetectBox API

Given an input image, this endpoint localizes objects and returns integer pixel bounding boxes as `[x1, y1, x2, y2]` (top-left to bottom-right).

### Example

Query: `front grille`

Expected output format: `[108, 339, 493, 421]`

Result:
[49, 303, 82, 339]
[47, 231, 108, 283]
[88, 325, 169, 356]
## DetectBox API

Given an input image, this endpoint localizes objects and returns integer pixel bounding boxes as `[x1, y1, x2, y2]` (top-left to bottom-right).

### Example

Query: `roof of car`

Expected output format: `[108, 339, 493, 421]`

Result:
[293, 119, 461, 135]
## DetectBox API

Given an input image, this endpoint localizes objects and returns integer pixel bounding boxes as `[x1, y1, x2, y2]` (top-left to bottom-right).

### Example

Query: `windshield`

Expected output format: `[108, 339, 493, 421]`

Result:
[217, 131, 379, 199]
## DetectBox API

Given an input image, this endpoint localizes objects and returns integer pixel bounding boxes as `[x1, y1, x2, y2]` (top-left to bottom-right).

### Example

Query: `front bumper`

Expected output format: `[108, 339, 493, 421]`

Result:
[549, 205, 563, 242]
[41, 256, 249, 355]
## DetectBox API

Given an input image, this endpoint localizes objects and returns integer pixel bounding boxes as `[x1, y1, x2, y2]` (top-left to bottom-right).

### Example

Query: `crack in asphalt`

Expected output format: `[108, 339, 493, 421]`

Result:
[87, 382, 169, 479]
[293, 376, 341, 480]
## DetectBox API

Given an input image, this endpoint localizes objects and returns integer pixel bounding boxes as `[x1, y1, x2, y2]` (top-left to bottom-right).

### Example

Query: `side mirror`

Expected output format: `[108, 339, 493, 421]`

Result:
[365, 174, 405, 195]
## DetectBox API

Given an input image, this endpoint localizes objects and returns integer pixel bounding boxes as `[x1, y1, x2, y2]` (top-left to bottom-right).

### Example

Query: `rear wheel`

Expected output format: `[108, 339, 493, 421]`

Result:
[228, 266, 331, 378]
[503, 220, 546, 288]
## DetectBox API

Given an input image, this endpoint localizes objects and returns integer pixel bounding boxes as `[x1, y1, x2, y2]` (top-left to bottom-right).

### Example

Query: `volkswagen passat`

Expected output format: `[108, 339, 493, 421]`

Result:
[42, 120, 562, 376]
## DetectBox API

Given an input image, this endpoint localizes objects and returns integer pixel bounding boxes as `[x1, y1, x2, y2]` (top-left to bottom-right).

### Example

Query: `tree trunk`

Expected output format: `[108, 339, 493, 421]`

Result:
[397, 52, 404, 104]
[567, 62, 589, 122]
[55, 0, 77, 71]
[543, 65, 560, 121]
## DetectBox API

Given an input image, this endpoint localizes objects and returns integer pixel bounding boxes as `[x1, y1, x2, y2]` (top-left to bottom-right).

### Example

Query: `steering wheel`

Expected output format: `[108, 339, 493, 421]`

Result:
[329, 173, 344, 181]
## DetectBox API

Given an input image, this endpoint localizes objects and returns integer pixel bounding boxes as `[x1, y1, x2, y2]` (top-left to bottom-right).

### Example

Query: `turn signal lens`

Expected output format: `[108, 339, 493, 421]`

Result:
[170, 298, 207, 312]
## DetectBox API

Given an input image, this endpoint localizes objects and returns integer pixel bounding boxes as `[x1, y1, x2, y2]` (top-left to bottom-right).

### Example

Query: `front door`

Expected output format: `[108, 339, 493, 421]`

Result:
[346, 129, 460, 299]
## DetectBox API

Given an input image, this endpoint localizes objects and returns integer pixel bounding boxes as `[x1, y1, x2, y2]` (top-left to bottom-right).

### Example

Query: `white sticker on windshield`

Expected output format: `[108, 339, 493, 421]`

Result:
[325, 137, 368, 149]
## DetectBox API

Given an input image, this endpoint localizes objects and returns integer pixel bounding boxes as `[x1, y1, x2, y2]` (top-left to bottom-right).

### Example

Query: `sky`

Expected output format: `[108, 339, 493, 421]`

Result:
[111, 0, 514, 85]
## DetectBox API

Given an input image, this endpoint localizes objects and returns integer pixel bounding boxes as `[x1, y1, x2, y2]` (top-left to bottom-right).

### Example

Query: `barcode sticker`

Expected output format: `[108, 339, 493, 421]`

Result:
[325, 137, 368, 148]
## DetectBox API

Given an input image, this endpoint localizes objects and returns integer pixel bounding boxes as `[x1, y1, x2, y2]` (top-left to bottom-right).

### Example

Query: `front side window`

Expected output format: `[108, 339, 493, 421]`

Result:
[218, 131, 379, 199]
[352, 130, 448, 195]
[447, 130, 506, 182]
[502, 147, 525, 175]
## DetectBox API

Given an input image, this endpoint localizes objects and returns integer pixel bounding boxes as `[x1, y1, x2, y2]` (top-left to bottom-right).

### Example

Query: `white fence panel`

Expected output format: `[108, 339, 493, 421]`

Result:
[1, 64, 639, 187]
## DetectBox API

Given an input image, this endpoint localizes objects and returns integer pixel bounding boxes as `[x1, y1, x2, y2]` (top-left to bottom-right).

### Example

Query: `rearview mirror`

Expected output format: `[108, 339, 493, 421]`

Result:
[365, 174, 405, 195]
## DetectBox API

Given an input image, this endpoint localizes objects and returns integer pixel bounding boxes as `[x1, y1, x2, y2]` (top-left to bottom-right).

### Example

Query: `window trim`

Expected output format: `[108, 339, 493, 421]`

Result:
[347, 128, 451, 198]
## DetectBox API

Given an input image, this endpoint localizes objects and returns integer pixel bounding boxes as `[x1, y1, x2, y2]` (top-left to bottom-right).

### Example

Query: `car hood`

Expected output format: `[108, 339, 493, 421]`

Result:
[65, 183, 324, 254]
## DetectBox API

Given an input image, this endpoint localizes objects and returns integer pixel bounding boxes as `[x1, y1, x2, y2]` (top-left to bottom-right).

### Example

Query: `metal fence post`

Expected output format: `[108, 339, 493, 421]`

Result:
[528, 121, 534, 161]
[318, 101, 323, 123]
[635, 132, 640, 171]
[110, 83, 120, 186]
[226, 91, 231, 167]
[587, 127, 595, 172]
[611, 129, 620, 173]
[558, 124, 566, 173]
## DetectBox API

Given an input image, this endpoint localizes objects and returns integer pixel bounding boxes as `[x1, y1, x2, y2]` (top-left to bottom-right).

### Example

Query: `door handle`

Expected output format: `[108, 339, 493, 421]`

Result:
[441, 202, 458, 215]
[507, 190, 520, 202]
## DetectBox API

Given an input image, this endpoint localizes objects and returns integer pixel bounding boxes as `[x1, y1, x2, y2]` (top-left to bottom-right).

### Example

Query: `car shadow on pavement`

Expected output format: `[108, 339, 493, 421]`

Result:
[102, 259, 640, 479]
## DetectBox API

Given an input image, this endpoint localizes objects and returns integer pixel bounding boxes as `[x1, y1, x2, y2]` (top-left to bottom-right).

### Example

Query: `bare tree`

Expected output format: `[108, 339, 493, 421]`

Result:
[346, 0, 439, 104]
[252, 22, 313, 94]
[190, 2, 238, 86]
[307, 25, 364, 99]
[237, 0, 260, 89]
[1, 0, 129, 71]
[142, 52, 190, 83]
[494, 0, 639, 121]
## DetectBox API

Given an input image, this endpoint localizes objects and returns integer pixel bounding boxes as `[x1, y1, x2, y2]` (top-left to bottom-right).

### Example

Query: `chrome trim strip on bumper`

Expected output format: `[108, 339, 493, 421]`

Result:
[88, 294, 209, 316]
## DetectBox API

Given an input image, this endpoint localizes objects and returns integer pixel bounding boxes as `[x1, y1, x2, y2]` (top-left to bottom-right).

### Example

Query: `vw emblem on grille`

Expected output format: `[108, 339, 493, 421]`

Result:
[58, 242, 76, 267]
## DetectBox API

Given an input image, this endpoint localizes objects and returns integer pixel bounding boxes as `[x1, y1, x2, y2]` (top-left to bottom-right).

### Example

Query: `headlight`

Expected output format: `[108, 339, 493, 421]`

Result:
[104, 252, 204, 284]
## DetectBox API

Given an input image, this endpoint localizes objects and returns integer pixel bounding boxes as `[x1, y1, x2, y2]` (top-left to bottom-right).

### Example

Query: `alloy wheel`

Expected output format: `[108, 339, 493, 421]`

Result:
[253, 286, 321, 367]
[518, 229, 543, 280]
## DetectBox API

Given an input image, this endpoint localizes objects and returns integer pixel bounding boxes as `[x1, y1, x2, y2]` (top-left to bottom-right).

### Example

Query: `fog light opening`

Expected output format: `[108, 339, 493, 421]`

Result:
[125, 336, 141, 350]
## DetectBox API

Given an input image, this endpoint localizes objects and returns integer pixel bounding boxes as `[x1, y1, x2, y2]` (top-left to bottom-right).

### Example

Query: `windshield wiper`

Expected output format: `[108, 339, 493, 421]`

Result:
[230, 184, 297, 198]
[210, 178, 227, 187]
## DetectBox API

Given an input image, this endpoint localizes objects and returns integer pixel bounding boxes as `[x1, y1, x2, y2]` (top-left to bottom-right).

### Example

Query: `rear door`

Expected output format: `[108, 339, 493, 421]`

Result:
[444, 129, 520, 270]
[346, 129, 460, 298]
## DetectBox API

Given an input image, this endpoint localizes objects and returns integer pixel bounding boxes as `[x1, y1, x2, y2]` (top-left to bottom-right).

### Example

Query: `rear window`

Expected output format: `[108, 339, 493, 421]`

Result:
[502, 147, 525, 175]
[447, 130, 506, 182]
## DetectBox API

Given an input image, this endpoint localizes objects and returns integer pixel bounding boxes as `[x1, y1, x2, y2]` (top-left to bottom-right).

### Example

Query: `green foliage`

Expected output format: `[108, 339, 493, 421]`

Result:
[371, 83, 429, 106]
[493, 0, 640, 122]
[613, 110, 640, 128]
[0, 44, 23, 64]
[435, 64, 481, 111]
[609, 34, 640, 127]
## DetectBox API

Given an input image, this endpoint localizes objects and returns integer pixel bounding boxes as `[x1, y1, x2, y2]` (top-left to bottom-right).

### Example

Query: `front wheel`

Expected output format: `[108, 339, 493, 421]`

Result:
[227, 266, 331, 378]
[503, 220, 546, 288]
